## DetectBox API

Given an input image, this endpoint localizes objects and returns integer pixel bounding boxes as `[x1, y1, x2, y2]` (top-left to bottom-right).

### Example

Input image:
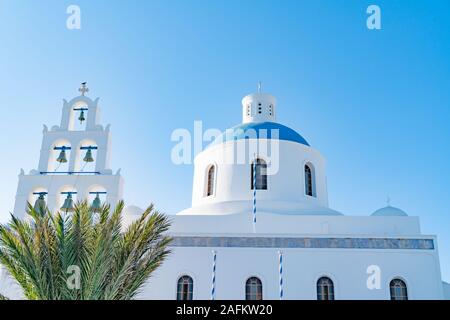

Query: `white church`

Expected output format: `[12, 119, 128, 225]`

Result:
[1, 84, 449, 300]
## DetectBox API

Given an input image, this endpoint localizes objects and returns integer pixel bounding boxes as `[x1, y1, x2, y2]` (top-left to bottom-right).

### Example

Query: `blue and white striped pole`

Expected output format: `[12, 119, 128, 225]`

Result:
[278, 250, 284, 300]
[252, 156, 257, 233]
[211, 250, 217, 300]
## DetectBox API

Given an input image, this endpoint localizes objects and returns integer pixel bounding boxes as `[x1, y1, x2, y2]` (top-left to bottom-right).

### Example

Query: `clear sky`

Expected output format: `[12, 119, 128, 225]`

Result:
[0, 1, 449, 281]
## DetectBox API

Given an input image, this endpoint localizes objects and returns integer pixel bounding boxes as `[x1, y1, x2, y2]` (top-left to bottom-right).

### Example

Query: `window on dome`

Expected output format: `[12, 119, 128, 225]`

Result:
[246, 277, 263, 300]
[206, 165, 216, 197]
[390, 279, 408, 300]
[305, 164, 316, 197]
[177, 275, 193, 300]
[251, 159, 267, 190]
[317, 277, 334, 300]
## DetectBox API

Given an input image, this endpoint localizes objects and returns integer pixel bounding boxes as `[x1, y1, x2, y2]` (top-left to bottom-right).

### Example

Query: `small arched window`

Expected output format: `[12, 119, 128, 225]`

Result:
[251, 159, 267, 190]
[206, 165, 216, 197]
[246, 277, 263, 300]
[305, 164, 315, 197]
[317, 277, 334, 300]
[177, 275, 193, 300]
[390, 279, 408, 300]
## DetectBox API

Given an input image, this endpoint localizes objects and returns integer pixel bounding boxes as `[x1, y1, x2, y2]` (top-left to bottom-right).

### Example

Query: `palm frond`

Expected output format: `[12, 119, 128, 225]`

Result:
[0, 293, 9, 300]
[0, 200, 171, 300]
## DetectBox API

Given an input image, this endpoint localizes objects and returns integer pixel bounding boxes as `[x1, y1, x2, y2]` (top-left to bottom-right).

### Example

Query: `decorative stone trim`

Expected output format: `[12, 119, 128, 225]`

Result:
[170, 237, 434, 250]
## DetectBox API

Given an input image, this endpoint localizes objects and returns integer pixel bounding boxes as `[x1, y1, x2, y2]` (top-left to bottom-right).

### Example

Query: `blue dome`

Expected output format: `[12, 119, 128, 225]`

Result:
[208, 122, 310, 148]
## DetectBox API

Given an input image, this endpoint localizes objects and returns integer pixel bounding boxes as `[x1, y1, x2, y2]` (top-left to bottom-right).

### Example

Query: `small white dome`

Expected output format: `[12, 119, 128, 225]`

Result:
[123, 205, 144, 216]
[122, 205, 145, 230]
[371, 205, 408, 217]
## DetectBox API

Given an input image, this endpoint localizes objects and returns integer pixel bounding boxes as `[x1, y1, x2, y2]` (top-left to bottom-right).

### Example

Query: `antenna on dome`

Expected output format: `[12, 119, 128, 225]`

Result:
[257, 81, 262, 93]
[387, 196, 391, 207]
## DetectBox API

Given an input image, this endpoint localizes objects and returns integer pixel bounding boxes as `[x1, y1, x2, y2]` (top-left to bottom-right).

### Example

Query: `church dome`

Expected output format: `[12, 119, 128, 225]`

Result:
[186, 89, 330, 214]
[371, 205, 408, 217]
[208, 121, 310, 148]
[122, 205, 145, 229]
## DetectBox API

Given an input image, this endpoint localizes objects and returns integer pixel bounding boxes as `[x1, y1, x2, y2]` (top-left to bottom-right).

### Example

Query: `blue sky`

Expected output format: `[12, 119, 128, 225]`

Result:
[0, 0, 449, 281]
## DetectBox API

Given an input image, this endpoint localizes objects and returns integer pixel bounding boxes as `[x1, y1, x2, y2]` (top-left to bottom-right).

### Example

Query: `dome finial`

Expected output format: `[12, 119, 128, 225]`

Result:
[387, 196, 391, 207]
[257, 81, 262, 93]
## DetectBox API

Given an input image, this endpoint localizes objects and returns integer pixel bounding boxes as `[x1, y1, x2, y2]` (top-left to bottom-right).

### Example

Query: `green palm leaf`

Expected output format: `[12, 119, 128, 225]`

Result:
[0, 200, 171, 300]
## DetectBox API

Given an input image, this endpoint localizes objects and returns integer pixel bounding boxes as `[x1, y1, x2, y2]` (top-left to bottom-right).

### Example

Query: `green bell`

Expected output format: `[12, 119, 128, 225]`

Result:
[83, 148, 94, 163]
[78, 110, 86, 124]
[61, 193, 75, 212]
[90, 194, 102, 213]
[33, 193, 46, 215]
[56, 149, 68, 163]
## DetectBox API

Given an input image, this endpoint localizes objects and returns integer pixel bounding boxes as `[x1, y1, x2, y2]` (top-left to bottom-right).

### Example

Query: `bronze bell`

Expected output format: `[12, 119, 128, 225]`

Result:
[78, 110, 86, 124]
[83, 148, 94, 163]
[56, 149, 68, 163]
[90, 194, 102, 213]
[61, 193, 75, 212]
[33, 193, 46, 215]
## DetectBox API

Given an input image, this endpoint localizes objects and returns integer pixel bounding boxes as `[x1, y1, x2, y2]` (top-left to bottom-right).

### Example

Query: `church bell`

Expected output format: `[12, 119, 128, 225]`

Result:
[33, 193, 46, 215]
[61, 193, 75, 212]
[78, 110, 86, 124]
[56, 149, 68, 163]
[90, 193, 102, 213]
[83, 148, 94, 163]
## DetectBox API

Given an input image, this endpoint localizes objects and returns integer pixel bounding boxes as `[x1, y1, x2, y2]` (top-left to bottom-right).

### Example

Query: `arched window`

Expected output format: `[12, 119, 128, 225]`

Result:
[177, 275, 193, 300]
[246, 277, 263, 300]
[390, 279, 408, 300]
[317, 277, 334, 300]
[305, 164, 315, 197]
[251, 159, 267, 190]
[206, 165, 215, 197]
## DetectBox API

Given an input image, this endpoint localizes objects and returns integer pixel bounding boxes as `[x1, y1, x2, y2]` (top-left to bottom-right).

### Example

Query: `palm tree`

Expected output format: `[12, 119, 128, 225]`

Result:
[0, 201, 171, 300]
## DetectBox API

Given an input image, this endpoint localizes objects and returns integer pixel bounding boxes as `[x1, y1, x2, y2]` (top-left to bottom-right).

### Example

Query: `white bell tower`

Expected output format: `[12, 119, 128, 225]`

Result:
[13, 83, 124, 218]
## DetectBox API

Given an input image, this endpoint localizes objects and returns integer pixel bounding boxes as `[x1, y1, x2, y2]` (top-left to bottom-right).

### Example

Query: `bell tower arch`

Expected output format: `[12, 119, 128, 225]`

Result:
[13, 83, 123, 218]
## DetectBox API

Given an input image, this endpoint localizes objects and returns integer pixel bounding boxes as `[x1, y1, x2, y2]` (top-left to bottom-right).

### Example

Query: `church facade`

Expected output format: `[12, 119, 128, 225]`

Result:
[1, 85, 449, 300]
[138, 89, 448, 300]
